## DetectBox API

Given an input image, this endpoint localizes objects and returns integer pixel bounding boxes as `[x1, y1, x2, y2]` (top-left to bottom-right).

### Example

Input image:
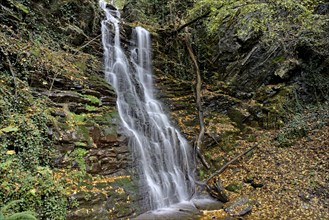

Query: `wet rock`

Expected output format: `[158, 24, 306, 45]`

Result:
[106, 4, 117, 11]
[250, 182, 264, 189]
[51, 109, 66, 117]
[100, 96, 116, 106]
[192, 198, 224, 210]
[224, 196, 253, 216]
[67, 176, 138, 220]
[80, 89, 102, 97]
[133, 202, 202, 220]
[41, 90, 87, 103]
[86, 147, 129, 175]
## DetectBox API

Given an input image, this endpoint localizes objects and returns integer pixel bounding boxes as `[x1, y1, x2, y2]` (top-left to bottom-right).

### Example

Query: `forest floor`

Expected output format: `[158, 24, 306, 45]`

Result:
[201, 109, 329, 219]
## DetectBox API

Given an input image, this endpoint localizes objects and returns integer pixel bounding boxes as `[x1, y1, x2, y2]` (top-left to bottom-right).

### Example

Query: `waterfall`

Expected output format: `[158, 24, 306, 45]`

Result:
[100, 1, 195, 210]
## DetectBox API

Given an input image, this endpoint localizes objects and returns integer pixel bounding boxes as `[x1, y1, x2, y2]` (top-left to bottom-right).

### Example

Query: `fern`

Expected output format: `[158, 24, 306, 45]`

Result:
[0, 200, 37, 220]
[6, 212, 37, 220]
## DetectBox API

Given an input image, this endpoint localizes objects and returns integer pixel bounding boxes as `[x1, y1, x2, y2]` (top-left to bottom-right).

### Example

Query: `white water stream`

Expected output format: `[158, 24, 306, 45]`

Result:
[100, 1, 195, 210]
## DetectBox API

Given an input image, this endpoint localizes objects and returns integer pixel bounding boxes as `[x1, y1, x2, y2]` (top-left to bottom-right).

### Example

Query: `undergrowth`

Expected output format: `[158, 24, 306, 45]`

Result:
[0, 72, 67, 219]
[275, 104, 329, 147]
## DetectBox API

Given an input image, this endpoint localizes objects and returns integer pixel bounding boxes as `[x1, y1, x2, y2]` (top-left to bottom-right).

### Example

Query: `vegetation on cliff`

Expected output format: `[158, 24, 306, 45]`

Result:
[0, 0, 127, 219]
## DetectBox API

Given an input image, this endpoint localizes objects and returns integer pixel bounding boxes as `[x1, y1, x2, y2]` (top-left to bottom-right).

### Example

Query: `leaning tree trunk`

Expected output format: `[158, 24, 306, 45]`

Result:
[184, 33, 210, 170]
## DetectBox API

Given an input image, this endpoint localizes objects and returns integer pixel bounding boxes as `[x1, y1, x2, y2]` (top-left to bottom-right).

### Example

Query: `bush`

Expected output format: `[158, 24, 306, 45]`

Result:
[275, 104, 329, 147]
[0, 73, 67, 219]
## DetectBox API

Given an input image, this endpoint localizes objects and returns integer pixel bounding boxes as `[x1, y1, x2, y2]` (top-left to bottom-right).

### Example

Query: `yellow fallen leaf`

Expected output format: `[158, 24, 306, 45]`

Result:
[6, 150, 16, 155]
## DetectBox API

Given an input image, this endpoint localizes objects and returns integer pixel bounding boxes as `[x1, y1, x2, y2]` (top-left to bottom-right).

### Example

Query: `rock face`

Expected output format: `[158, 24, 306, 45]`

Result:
[1, 0, 140, 219]
[45, 75, 132, 176]
[150, 5, 328, 158]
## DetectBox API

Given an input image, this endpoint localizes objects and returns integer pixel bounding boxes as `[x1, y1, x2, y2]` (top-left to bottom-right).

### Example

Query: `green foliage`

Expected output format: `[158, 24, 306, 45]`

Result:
[85, 104, 98, 111]
[81, 94, 100, 105]
[300, 58, 329, 102]
[5, 212, 36, 220]
[0, 162, 67, 219]
[189, 0, 326, 46]
[225, 183, 242, 192]
[0, 74, 67, 219]
[0, 126, 19, 134]
[6, 0, 29, 14]
[199, 169, 205, 179]
[275, 104, 329, 147]
[0, 200, 37, 220]
[71, 148, 87, 173]
[70, 113, 87, 124]
[112, 0, 126, 9]
[0, 0, 113, 219]
[125, 0, 194, 27]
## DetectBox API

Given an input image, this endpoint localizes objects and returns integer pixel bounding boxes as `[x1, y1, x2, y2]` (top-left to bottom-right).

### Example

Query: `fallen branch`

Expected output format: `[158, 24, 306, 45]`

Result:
[206, 178, 229, 202]
[78, 34, 101, 51]
[206, 144, 258, 183]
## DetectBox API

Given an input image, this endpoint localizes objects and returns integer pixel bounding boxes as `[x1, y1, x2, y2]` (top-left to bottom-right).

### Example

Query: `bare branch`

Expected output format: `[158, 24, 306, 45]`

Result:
[206, 144, 258, 183]
[173, 10, 211, 34]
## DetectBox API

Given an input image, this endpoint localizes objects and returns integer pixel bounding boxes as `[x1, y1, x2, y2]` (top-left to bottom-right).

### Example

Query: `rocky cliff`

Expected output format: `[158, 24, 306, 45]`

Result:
[1, 0, 140, 219]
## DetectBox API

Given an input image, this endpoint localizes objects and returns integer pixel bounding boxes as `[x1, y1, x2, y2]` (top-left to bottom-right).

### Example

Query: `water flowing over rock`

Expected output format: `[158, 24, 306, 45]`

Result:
[99, 0, 195, 210]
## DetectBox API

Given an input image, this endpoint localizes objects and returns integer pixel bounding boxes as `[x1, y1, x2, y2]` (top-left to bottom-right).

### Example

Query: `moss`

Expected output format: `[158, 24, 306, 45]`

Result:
[74, 142, 88, 147]
[0, 0, 114, 219]
[81, 94, 100, 105]
[7, 0, 29, 14]
[94, 110, 119, 125]
[225, 183, 242, 192]
[76, 125, 93, 145]
[71, 148, 87, 172]
[272, 56, 286, 64]
[85, 104, 98, 111]
[88, 75, 114, 92]
[71, 113, 87, 124]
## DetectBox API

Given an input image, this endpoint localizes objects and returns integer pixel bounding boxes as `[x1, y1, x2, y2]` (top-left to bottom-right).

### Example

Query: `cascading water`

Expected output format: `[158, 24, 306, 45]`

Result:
[100, 1, 195, 210]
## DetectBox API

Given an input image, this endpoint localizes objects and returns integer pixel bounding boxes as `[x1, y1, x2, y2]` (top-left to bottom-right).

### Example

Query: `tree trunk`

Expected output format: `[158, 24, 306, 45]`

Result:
[185, 33, 210, 169]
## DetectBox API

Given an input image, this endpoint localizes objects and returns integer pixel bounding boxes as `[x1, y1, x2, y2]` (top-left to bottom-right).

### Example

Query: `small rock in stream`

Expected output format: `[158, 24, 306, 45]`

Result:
[192, 198, 224, 210]
[133, 202, 202, 220]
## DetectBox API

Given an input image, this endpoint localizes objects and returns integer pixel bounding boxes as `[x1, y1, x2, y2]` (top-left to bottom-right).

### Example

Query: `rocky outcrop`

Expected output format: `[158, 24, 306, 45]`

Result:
[0, 0, 141, 219]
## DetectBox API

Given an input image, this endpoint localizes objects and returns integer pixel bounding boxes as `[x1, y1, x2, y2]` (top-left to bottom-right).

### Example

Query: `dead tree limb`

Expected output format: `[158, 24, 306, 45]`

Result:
[206, 144, 258, 183]
[78, 34, 101, 51]
[173, 11, 211, 34]
[185, 34, 210, 170]
[206, 178, 229, 202]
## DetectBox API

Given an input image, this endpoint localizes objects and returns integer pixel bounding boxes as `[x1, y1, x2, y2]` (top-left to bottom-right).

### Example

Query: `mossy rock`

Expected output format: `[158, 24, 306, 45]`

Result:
[225, 183, 242, 192]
